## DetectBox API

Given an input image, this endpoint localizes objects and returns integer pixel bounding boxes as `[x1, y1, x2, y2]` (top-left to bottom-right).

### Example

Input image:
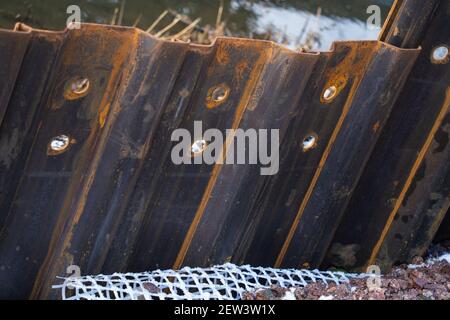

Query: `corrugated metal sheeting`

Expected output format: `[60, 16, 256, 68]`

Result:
[0, 0, 448, 298]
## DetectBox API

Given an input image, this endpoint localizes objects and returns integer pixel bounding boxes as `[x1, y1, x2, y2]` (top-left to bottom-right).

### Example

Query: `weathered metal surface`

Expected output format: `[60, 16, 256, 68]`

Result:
[435, 208, 450, 243]
[0, 29, 30, 127]
[379, 0, 439, 49]
[324, 0, 450, 272]
[0, 0, 447, 299]
[233, 41, 418, 270]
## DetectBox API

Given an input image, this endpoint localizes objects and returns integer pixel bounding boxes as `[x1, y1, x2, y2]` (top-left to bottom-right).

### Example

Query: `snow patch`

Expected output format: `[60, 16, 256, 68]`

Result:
[437, 253, 450, 264]
[318, 295, 334, 300]
[282, 288, 296, 300]
[408, 252, 450, 269]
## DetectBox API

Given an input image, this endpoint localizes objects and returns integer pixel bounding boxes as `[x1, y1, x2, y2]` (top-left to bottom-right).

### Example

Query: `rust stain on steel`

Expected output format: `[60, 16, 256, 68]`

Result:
[178, 45, 319, 268]
[324, 0, 449, 272]
[275, 41, 406, 268]
[0, 0, 447, 299]
[279, 43, 420, 269]
[275, 74, 360, 267]
[63, 77, 91, 101]
[368, 88, 450, 267]
[205, 83, 230, 109]
[173, 41, 274, 270]
[379, 0, 439, 49]
[30, 26, 142, 299]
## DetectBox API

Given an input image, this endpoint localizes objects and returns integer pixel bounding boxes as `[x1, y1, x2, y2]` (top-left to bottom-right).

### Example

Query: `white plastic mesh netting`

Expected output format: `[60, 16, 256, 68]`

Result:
[53, 263, 361, 300]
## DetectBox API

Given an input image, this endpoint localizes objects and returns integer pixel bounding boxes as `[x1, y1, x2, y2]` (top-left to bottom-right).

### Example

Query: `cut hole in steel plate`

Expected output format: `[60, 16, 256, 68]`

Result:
[431, 45, 449, 64]
[322, 85, 338, 102]
[302, 134, 318, 152]
[191, 139, 207, 155]
[64, 77, 90, 100]
[206, 84, 230, 109]
[47, 135, 73, 155]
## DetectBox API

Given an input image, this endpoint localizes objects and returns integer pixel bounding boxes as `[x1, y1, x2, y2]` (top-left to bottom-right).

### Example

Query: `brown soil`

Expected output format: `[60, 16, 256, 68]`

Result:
[244, 244, 450, 300]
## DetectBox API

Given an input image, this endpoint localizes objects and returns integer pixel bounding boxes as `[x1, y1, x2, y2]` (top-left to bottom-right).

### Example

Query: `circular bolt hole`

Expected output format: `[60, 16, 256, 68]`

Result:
[322, 85, 338, 102]
[211, 86, 227, 102]
[71, 78, 90, 95]
[206, 84, 230, 108]
[302, 134, 317, 152]
[191, 139, 207, 155]
[431, 45, 449, 64]
[49, 135, 70, 154]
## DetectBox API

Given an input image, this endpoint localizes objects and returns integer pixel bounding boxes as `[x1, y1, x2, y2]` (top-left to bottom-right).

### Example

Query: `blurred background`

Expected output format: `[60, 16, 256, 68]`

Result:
[0, 0, 393, 50]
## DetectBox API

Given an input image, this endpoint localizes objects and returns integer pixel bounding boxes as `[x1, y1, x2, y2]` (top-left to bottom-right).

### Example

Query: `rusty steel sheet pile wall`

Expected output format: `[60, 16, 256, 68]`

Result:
[324, 0, 450, 272]
[0, 0, 448, 299]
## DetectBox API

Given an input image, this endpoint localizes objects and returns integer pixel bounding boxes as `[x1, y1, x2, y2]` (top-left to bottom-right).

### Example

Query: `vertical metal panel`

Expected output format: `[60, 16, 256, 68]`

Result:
[279, 42, 419, 268]
[435, 208, 450, 243]
[325, 0, 449, 272]
[0, 30, 62, 227]
[379, 0, 439, 48]
[0, 25, 138, 299]
[179, 46, 319, 267]
[0, 30, 30, 126]
[124, 38, 275, 273]
[102, 44, 215, 274]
